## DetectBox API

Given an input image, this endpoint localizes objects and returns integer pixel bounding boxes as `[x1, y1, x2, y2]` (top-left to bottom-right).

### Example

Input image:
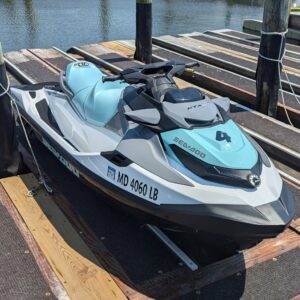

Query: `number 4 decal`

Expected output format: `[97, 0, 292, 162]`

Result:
[216, 131, 232, 143]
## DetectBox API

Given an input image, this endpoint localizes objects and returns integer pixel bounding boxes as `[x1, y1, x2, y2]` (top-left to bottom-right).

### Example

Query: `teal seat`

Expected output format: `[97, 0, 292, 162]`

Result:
[66, 61, 127, 126]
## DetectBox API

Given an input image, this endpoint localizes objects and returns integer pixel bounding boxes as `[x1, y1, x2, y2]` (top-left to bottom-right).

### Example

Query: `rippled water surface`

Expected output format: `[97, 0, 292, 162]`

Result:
[0, 0, 265, 52]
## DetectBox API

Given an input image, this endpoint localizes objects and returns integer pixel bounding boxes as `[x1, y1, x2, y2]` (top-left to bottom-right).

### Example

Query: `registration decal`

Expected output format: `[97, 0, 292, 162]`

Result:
[107, 167, 159, 201]
[107, 166, 116, 180]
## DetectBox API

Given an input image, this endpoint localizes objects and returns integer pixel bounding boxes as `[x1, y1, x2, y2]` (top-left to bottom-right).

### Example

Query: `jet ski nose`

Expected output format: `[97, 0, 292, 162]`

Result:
[256, 182, 296, 226]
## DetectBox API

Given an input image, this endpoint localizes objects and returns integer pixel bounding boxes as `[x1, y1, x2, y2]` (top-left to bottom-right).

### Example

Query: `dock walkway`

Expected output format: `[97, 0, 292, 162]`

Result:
[1, 29, 300, 299]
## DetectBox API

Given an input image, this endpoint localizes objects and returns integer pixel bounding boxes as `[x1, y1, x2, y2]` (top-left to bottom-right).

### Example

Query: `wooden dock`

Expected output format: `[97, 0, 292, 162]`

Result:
[1, 29, 300, 299]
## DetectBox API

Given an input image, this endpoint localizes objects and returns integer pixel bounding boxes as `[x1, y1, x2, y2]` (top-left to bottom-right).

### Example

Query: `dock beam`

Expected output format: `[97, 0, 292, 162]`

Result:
[0, 43, 21, 178]
[256, 0, 292, 117]
[134, 0, 152, 64]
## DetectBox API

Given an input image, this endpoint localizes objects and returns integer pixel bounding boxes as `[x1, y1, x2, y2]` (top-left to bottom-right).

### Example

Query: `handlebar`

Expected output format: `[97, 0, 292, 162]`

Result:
[102, 61, 200, 83]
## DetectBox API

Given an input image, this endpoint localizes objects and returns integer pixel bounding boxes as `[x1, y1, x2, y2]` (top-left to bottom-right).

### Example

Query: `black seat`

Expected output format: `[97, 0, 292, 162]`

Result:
[163, 87, 205, 103]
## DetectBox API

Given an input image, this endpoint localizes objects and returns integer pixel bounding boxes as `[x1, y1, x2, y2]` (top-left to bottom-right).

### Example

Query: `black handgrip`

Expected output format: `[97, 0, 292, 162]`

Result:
[185, 62, 200, 68]
[102, 74, 122, 83]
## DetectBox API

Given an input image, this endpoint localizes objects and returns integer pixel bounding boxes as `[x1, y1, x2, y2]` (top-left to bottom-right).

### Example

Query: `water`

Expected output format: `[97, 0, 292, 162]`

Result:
[0, 0, 265, 52]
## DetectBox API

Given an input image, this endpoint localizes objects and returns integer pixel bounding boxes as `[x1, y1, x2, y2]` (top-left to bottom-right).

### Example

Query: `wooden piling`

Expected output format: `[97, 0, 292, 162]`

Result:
[0, 43, 21, 178]
[256, 0, 292, 117]
[134, 0, 152, 64]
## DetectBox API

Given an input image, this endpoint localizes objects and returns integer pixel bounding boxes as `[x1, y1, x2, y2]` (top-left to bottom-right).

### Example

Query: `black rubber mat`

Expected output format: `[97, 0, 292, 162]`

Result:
[100, 52, 141, 69]
[205, 31, 300, 61]
[15, 60, 58, 83]
[225, 30, 300, 53]
[0, 201, 56, 300]
[48, 56, 72, 71]
[191, 34, 300, 73]
[35, 99, 63, 136]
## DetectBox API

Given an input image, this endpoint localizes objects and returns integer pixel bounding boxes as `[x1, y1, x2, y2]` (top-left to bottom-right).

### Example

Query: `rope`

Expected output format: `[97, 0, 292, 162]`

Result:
[282, 69, 300, 106]
[260, 29, 288, 35]
[0, 80, 9, 97]
[0, 77, 53, 194]
[257, 30, 294, 126]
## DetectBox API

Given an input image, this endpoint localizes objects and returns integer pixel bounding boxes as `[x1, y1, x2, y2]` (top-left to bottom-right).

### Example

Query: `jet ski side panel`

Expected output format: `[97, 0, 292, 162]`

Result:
[35, 129, 296, 243]
[32, 115, 293, 242]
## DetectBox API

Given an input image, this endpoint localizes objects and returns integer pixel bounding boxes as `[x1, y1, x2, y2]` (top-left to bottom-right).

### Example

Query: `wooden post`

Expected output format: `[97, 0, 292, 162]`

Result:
[0, 43, 22, 178]
[256, 0, 291, 117]
[134, 0, 152, 64]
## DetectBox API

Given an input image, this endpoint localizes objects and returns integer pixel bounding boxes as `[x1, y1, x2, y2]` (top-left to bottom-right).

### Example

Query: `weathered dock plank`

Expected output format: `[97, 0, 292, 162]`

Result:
[0, 174, 127, 300]
[49, 184, 146, 300]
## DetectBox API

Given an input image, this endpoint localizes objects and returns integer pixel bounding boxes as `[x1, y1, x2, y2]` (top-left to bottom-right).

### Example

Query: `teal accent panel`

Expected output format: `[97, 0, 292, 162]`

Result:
[161, 120, 258, 169]
[66, 61, 127, 126]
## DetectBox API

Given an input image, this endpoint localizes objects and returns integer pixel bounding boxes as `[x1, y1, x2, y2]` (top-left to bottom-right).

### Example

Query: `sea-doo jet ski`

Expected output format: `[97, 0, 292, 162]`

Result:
[11, 60, 295, 248]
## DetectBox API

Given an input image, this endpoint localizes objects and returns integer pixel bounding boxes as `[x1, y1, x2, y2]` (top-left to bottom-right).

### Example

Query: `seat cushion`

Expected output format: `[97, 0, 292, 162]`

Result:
[66, 61, 127, 126]
[72, 82, 127, 126]
[66, 61, 104, 95]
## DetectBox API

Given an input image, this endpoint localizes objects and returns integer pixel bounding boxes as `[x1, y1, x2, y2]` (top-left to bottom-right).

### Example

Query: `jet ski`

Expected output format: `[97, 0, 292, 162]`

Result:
[11, 60, 295, 248]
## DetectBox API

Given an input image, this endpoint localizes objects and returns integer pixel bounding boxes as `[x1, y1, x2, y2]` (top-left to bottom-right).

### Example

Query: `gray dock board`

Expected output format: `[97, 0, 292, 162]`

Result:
[188, 33, 300, 75]
[216, 29, 300, 53]
[205, 30, 300, 61]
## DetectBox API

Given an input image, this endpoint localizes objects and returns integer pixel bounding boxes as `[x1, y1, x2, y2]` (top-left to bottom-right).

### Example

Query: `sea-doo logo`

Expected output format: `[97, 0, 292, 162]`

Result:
[248, 174, 261, 187]
[173, 137, 206, 158]
[74, 62, 90, 68]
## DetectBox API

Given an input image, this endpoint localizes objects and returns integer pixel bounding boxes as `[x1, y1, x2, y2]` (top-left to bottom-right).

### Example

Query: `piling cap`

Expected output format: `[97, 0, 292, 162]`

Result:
[0, 43, 3, 65]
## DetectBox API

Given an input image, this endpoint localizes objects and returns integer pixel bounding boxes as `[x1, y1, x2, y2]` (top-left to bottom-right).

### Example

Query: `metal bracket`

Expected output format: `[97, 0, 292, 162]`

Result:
[146, 224, 199, 271]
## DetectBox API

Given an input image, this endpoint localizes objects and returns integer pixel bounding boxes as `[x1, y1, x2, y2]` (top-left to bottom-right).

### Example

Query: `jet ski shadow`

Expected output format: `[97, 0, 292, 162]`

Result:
[18, 130, 247, 299]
